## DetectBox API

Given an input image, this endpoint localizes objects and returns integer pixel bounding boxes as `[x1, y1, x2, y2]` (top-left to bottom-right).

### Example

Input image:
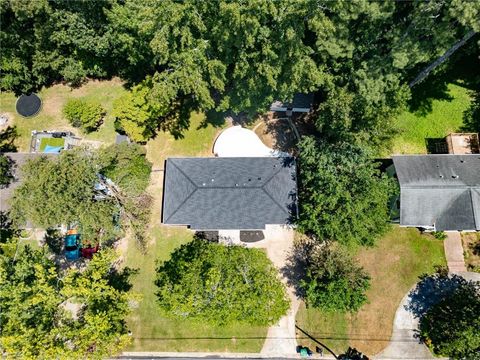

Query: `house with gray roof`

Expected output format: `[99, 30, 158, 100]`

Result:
[162, 157, 298, 230]
[393, 154, 480, 231]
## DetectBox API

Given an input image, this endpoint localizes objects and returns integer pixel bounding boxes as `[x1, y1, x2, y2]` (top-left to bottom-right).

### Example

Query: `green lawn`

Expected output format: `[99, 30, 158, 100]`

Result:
[296, 226, 446, 357]
[39, 137, 65, 151]
[0, 79, 127, 151]
[145, 111, 227, 168]
[390, 83, 472, 154]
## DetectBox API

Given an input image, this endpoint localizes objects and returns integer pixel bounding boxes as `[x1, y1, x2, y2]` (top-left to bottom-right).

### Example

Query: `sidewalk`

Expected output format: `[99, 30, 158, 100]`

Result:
[444, 232, 467, 273]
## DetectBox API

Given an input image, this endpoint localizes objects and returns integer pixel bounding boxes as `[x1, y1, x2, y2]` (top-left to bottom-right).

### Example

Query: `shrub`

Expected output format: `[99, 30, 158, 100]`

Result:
[432, 231, 447, 241]
[63, 98, 105, 132]
[301, 243, 371, 312]
[155, 239, 289, 326]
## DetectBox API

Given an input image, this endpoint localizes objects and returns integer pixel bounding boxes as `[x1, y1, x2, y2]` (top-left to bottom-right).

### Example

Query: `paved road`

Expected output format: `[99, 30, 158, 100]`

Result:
[118, 357, 298, 360]
[115, 356, 291, 360]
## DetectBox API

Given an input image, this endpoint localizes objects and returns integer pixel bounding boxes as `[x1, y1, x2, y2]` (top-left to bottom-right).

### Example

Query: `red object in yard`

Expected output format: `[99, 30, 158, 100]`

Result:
[81, 244, 99, 259]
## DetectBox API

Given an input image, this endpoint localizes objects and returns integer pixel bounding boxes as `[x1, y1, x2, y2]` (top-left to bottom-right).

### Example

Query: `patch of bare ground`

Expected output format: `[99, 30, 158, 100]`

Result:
[462, 232, 480, 272]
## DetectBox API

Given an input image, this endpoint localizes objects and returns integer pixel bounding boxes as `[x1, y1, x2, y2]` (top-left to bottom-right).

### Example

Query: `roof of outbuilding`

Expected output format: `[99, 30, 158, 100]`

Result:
[393, 155, 480, 231]
[270, 93, 314, 110]
[162, 157, 297, 230]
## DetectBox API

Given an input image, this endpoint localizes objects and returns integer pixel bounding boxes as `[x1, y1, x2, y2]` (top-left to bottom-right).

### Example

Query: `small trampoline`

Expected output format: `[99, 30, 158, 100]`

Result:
[16, 94, 42, 117]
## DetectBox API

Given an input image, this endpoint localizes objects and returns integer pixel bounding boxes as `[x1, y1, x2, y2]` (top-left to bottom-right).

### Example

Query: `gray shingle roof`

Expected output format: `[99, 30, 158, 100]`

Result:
[270, 93, 314, 111]
[162, 157, 297, 230]
[393, 155, 480, 231]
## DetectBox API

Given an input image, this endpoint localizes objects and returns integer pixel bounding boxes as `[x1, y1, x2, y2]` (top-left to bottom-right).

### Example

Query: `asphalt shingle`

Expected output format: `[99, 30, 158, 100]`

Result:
[393, 155, 480, 231]
[162, 157, 297, 230]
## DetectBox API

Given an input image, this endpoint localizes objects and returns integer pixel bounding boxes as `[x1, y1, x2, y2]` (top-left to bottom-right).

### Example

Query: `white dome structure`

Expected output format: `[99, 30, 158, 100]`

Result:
[213, 125, 287, 157]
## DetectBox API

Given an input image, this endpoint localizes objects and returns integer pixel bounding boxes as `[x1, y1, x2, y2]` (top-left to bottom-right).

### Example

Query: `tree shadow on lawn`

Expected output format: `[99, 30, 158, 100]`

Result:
[408, 41, 479, 116]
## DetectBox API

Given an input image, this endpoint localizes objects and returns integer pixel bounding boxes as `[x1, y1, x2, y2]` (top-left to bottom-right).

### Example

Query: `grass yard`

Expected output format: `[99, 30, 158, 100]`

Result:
[145, 112, 226, 168]
[0, 79, 127, 151]
[39, 137, 65, 151]
[296, 226, 446, 357]
[390, 83, 472, 154]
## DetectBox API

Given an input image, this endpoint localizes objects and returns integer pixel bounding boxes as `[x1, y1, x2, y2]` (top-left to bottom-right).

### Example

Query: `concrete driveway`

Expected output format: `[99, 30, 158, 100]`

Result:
[244, 225, 299, 356]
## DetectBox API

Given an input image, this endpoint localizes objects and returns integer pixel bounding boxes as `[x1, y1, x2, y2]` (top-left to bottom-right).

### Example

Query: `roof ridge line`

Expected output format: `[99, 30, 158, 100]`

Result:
[163, 160, 199, 222]
[470, 188, 480, 230]
[169, 159, 198, 189]
[163, 188, 198, 223]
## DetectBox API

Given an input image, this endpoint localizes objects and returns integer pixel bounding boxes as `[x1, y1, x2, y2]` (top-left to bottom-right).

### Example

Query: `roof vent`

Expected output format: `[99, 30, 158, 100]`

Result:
[460, 160, 464, 163]
[257, 177, 261, 180]
[235, 183, 239, 187]
[452, 175, 459, 179]
[211, 178, 215, 182]
[439, 175, 444, 178]
[202, 183, 206, 186]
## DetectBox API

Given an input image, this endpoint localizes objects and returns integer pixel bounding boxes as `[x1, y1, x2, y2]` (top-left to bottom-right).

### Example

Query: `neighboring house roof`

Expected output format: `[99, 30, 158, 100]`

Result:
[0, 152, 58, 212]
[393, 155, 480, 231]
[270, 93, 314, 113]
[162, 157, 297, 230]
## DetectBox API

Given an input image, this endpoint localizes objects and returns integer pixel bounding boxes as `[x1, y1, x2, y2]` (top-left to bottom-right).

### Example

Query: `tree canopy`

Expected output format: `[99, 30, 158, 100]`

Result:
[10, 145, 152, 247]
[63, 98, 106, 133]
[0, 154, 15, 187]
[297, 136, 396, 246]
[0, 244, 135, 359]
[155, 238, 289, 326]
[420, 279, 480, 359]
[2, 0, 478, 140]
[300, 243, 371, 312]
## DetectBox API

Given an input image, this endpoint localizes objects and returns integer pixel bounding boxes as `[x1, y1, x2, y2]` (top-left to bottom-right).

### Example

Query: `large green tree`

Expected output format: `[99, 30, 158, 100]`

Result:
[10, 145, 152, 247]
[297, 136, 396, 246]
[420, 280, 480, 359]
[155, 238, 289, 326]
[9, 149, 117, 242]
[0, 246, 135, 359]
[2, 0, 478, 141]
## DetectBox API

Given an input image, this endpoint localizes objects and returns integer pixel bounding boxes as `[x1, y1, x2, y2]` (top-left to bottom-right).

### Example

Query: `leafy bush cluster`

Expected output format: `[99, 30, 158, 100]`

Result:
[63, 98, 105, 132]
